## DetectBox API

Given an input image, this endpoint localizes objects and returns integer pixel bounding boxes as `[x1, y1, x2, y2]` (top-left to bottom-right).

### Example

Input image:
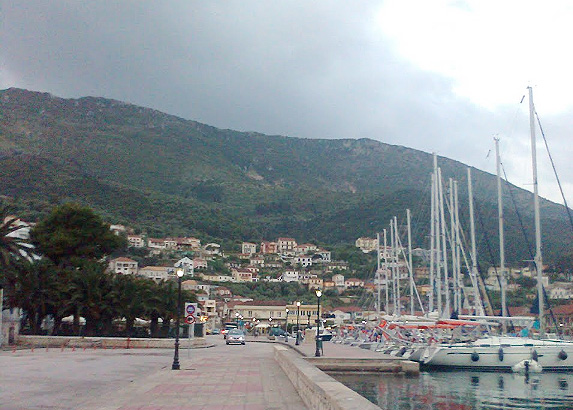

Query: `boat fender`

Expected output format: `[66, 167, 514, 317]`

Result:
[558, 350, 568, 361]
[498, 348, 504, 362]
[532, 350, 539, 362]
[471, 351, 480, 362]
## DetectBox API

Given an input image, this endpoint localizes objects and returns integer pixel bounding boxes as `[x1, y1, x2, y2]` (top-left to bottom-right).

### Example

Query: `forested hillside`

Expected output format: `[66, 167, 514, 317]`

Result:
[1, 88, 571, 264]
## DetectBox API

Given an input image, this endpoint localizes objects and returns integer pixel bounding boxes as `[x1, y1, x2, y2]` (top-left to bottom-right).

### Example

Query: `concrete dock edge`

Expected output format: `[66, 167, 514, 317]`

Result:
[274, 345, 380, 410]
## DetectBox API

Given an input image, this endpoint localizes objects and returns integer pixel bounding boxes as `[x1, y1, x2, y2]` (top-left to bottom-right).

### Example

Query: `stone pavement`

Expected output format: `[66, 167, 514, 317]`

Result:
[84, 340, 307, 410]
[0, 336, 308, 410]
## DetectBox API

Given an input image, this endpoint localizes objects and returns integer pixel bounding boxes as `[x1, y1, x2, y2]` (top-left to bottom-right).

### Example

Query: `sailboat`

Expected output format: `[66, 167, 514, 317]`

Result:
[420, 87, 573, 372]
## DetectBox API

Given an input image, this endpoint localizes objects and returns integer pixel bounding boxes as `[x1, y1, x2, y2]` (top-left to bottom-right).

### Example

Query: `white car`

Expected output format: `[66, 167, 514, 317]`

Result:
[226, 329, 246, 345]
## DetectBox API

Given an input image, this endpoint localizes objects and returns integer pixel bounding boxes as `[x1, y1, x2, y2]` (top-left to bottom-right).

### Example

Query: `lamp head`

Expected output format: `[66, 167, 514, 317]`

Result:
[296, 301, 301, 307]
[286, 308, 289, 313]
[315, 289, 322, 298]
[176, 268, 184, 278]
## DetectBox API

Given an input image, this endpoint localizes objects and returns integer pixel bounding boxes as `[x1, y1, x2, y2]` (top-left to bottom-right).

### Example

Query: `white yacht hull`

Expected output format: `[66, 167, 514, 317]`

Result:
[420, 336, 573, 371]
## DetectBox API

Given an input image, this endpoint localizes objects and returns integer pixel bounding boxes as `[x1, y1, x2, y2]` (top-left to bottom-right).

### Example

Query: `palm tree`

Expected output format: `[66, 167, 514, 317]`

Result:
[67, 261, 116, 336]
[0, 204, 31, 270]
[111, 274, 149, 336]
[5, 259, 62, 334]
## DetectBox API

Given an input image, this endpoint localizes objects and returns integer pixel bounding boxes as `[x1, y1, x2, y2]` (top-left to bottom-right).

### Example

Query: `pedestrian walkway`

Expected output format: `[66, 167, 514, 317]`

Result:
[82, 338, 307, 410]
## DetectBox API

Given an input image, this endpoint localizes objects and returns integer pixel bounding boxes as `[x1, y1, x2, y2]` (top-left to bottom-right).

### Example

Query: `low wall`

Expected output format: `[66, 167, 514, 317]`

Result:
[274, 345, 380, 410]
[305, 357, 419, 375]
[17, 335, 207, 349]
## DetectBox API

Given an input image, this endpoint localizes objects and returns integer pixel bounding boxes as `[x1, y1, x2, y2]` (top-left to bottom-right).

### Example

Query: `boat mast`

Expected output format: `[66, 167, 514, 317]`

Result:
[529, 86, 545, 337]
[394, 216, 401, 317]
[407, 209, 414, 315]
[429, 172, 436, 314]
[495, 138, 508, 332]
[467, 168, 486, 316]
[449, 178, 457, 314]
[384, 229, 389, 314]
[454, 180, 462, 313]
[390, 218, 397, 316]
[376, 232, 381, 316]
[434, 156, 442, 316]
[438, 167, 450, 316]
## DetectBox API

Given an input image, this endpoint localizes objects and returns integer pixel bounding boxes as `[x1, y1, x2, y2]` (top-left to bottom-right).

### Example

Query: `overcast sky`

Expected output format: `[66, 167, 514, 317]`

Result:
[2, 1, 573, 207]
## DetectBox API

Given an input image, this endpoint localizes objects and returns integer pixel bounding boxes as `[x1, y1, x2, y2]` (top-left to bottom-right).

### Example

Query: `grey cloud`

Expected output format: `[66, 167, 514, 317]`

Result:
[1, 1, 572, 204]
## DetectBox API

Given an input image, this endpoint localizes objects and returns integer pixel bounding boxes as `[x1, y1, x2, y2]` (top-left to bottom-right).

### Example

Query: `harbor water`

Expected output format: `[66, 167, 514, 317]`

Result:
[331, 370, 573, 409]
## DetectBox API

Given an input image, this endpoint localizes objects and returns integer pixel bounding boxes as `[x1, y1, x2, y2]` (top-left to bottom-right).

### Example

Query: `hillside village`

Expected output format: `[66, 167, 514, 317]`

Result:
[6, 217, 573, 336]
[100, 224, 573, 333]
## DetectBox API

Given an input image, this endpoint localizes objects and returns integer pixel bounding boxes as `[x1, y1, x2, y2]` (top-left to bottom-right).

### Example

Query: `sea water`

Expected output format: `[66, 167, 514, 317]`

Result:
[331, 370, 573, 409]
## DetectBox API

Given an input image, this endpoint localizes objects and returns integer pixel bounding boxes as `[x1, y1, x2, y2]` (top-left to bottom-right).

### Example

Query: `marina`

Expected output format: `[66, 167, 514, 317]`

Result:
[332, 369, 573, 410]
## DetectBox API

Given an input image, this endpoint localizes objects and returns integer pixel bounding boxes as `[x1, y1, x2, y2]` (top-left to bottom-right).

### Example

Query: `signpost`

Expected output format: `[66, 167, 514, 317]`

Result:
[184, 302, 199, 356]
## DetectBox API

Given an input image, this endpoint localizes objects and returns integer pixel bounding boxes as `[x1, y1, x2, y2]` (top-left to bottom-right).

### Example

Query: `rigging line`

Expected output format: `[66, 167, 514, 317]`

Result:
[535, 110, 573, 236]
[500, 162, 534, 261]
[474, 199, 503, 312]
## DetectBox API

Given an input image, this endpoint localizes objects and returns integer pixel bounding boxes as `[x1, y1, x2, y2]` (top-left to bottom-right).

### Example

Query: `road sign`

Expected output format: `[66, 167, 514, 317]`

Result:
[185, 315, 196, 325]
[185, 303, 196, 316]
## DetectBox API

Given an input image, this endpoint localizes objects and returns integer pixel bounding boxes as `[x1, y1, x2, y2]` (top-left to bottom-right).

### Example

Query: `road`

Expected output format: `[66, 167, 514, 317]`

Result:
[0, 335, 307, 409]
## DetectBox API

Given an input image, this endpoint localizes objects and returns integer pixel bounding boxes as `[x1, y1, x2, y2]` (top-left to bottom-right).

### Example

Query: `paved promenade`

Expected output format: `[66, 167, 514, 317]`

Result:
[1, 336, 308, 410]
[0, 335, 390, 410]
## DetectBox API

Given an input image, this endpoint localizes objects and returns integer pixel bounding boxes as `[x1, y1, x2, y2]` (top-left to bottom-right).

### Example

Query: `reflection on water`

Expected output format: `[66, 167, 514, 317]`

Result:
[331, 370, 573, 410]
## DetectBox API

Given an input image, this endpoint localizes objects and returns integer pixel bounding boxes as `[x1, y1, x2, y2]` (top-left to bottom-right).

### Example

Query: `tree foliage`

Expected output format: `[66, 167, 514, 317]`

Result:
[30, 203, 126, 267]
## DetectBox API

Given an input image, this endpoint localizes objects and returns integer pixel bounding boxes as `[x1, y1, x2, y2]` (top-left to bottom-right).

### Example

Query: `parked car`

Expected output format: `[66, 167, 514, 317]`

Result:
[211, 328, 221, 335]
[226, 329, 246, 345]
[267, 327, 288, 340]
[222, 322, 239, 339]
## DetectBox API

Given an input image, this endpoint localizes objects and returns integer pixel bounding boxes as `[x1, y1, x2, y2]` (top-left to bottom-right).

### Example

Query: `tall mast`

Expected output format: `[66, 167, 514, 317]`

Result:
[467, 168, 485, 316]
[529, 86, 545, 337]
[377, 232, 381, 316]
[384, 229, 389, 314]
[429, 172, 436, 314]
[407, 209, 414, 315]
[449, 178, 457, 314]
[438, 168, 449, 316]
[434, 156, 442, 316]
[394, 216, 401, 317]
[495, 138, 508, 331]
[390, 219, 397, 316]
[454, 180, 462, 313]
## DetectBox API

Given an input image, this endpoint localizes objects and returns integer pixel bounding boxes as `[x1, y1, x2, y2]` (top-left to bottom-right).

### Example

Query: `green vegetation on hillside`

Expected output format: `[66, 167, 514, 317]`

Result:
[1, 88, 572, 265]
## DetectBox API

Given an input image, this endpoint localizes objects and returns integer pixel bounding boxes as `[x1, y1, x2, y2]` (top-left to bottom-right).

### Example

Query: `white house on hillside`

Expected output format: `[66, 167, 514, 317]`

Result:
[109, 257, 138, 275]
[138, 266, 174, 282]
[242, 242, 257, 255]
[282, 269, 299, 283]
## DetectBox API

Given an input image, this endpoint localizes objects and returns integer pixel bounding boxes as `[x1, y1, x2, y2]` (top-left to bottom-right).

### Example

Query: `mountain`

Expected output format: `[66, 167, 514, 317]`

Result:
[0, 88, 571, 264]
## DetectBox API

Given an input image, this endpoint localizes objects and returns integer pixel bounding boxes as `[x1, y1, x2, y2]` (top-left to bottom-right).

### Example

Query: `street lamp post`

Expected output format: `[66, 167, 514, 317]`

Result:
[315, 289, 322, 357]
[307, 312, 311, 328]
[295, 301, 301, 345]
[285, 308, 289, 333]
[172, 268, 184, 370]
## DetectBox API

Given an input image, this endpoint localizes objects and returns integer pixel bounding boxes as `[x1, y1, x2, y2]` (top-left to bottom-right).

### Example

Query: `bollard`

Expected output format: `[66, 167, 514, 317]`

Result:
[31, 345, 34, 353]
[72, 346, 75, 352]
[61, 344, 65, 352]
[12, 346, 16, 353]
[126, 337, 130, 349]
